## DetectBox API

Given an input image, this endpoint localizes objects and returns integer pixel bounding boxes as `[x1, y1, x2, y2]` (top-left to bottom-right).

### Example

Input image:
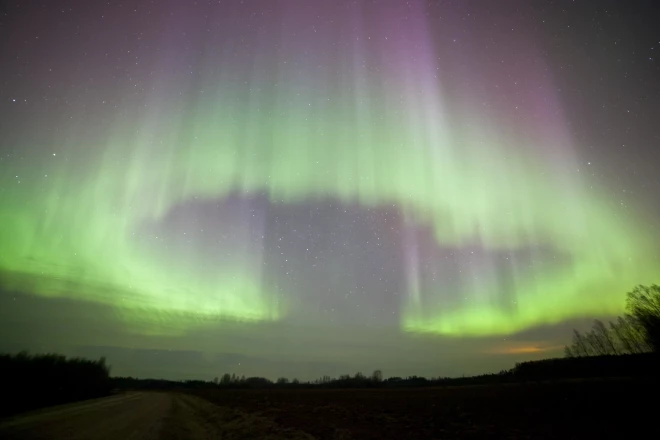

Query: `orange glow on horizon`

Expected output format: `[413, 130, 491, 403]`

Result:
[489, 344, 564, 355]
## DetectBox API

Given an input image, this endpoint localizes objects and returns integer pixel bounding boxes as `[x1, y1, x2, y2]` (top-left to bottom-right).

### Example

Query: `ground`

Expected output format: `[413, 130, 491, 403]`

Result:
[192, 379, 660, 439]
[1, 379, 658, 439]
[0, 392, 311, 440]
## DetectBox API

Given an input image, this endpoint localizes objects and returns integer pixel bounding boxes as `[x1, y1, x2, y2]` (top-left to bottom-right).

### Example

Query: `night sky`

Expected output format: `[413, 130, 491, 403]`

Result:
[1, 0, 659, 381]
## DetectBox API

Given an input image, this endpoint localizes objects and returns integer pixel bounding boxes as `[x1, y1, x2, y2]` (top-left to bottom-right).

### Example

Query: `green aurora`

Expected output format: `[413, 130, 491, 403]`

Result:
[0, 0, 658, 339]
[1, 94, 656, 336]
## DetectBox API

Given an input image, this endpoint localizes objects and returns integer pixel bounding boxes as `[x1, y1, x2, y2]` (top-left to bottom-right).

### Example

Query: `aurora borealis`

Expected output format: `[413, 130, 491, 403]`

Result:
[1, 0, 659, 379]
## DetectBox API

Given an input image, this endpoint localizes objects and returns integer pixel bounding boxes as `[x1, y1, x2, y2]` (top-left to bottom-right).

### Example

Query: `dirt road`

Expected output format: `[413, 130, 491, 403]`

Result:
[0, 392, 313, 440]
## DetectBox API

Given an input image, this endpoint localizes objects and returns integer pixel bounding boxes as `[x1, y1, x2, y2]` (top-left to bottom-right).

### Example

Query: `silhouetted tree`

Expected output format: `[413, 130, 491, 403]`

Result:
[570, 329, 589, 357]
[564, 285, 660, 357]
[594, 319, 619, 355]
[220, 373, 232, 385]
[586, 328, 608, 355]
[610, 316, 636, 354]
[566, 318, 649, 357]
[627, 284, 660, 352]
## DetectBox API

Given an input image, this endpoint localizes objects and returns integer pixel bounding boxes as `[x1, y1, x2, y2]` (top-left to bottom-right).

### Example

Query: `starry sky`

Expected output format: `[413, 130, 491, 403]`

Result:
[1, 0, 659, 381]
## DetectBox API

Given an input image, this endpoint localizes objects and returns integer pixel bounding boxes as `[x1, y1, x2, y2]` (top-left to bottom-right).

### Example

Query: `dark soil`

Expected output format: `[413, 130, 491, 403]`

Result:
[193, 379, 660, 439]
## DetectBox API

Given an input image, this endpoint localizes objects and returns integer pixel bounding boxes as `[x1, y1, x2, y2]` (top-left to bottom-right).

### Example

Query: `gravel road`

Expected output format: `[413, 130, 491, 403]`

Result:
[0, 392, 313, 440]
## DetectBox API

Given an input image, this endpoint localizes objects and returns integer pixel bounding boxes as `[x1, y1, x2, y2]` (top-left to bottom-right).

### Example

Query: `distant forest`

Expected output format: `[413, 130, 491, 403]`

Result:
[112, 352, 659, 393]
[1, 285, 658, 418]
[0, 352, 111, 417]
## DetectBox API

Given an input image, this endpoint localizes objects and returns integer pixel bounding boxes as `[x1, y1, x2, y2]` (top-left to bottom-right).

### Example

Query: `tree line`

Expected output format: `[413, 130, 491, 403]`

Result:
[0, 352, 111, 417]
[113, 369, 517, 391]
